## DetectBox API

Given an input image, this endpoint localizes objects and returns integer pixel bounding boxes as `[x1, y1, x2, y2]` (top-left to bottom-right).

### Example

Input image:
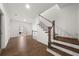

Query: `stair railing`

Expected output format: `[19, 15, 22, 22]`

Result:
[39, 15, 56, 48]
[39, 14, 78, 48]
[39, 21, 48, 32]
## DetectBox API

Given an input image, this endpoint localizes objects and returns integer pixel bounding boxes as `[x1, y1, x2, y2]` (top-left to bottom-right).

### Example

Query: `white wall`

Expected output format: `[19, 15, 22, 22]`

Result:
[78, 19, 79, 39]
[0, 4, 10, 49]
[77, 4, 79, 39]
[32, 17, 39, 31]
[10, 20, 32, 37]
[55, 4, 78, 38]
[40, 4, 60, 22]
[40, 4, 78, 38]
[36, 24, 48, 45]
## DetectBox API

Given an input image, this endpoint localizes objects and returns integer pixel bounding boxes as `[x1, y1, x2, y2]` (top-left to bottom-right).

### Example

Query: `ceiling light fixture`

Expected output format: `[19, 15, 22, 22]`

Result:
[25, 4, 30, 9]
[24, 19, 26, 22]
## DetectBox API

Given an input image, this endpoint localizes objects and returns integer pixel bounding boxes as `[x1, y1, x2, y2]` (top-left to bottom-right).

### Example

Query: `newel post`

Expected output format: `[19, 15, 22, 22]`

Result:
[52, 21, 55, 40]
[48, 27, 51, 48]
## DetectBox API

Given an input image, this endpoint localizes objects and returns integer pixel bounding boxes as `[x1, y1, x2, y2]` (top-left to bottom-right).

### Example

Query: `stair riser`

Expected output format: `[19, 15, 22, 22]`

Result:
[53, 42, 79, 53]
[55, 36, 79, 45]
[51, 44, 79, 56]
[47, 48, 61, 56]
[54, 40, 79, 49]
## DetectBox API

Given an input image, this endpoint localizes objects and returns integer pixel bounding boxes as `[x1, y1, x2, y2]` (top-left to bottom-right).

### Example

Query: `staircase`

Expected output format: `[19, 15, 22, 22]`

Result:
[47, 38, 79, 56]
[37, 4, 79, 56]
[38, 15, 79, 56]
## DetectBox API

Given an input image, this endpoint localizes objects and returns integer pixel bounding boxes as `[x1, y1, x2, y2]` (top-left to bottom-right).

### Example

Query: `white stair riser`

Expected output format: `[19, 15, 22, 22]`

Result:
[53, 40, 79, 49]
[51, 44, 79, 56]
[47, 48, 61, 56]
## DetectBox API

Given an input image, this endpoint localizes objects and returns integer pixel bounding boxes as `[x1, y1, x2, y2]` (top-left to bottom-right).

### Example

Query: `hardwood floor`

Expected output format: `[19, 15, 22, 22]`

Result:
[1, 35, 53, 56]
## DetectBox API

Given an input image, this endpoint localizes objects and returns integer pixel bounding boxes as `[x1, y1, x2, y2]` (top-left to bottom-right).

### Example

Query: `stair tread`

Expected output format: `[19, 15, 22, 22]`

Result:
[53, 42, 79, 53]
[56, 36, 79, 45]
[49, 47, 72, 56]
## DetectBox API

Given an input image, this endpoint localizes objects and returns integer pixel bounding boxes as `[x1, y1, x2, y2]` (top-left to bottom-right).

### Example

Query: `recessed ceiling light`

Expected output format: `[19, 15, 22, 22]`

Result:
[25, 4, 30, 9]
[24, 19, 26, 22]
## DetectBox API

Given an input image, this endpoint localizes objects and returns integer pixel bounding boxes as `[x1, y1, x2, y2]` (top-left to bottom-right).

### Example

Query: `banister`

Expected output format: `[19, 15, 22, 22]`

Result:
[39, 14, 52, 24]
[52, 21, 56, 39]
[48, 27, 52, 48]
[39, 15, 74, 38]
[39, 15, 77, 48]
[39, 21, 48, 31]
[48, 21, 55, 48]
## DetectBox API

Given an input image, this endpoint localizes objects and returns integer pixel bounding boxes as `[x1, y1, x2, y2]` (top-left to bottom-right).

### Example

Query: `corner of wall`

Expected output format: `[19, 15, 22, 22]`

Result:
[0, 3, 10, 49]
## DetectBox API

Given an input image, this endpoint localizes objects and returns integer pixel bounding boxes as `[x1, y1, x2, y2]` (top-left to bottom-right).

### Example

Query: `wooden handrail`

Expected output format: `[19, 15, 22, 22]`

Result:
[39, 15, 56, 48]
[39, 21, 48, 32]
[52, 21, 55, 39]
[48, 27, 52, 48]
[48, 21, 55, 48]
[39, 14, 52, 23]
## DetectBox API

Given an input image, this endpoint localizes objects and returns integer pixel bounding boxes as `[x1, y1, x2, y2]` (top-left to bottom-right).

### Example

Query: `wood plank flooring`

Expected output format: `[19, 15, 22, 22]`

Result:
[1, 35, 53, 56]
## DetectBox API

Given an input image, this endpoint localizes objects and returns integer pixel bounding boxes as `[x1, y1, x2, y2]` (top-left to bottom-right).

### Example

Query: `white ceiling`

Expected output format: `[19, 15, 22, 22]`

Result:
[3, 3, 76, 23]
[3, 3, 55, 23]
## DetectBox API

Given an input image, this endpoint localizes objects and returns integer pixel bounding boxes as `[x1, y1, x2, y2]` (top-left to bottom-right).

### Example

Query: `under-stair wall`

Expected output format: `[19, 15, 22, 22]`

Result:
[32, 16, 53, 45]
[37, 24, 48, 45]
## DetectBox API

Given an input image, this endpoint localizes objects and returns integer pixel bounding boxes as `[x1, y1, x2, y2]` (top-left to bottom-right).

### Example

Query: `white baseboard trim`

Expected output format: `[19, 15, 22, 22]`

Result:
[47, 48, 61, 56]
[51, 44, 79, 56]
